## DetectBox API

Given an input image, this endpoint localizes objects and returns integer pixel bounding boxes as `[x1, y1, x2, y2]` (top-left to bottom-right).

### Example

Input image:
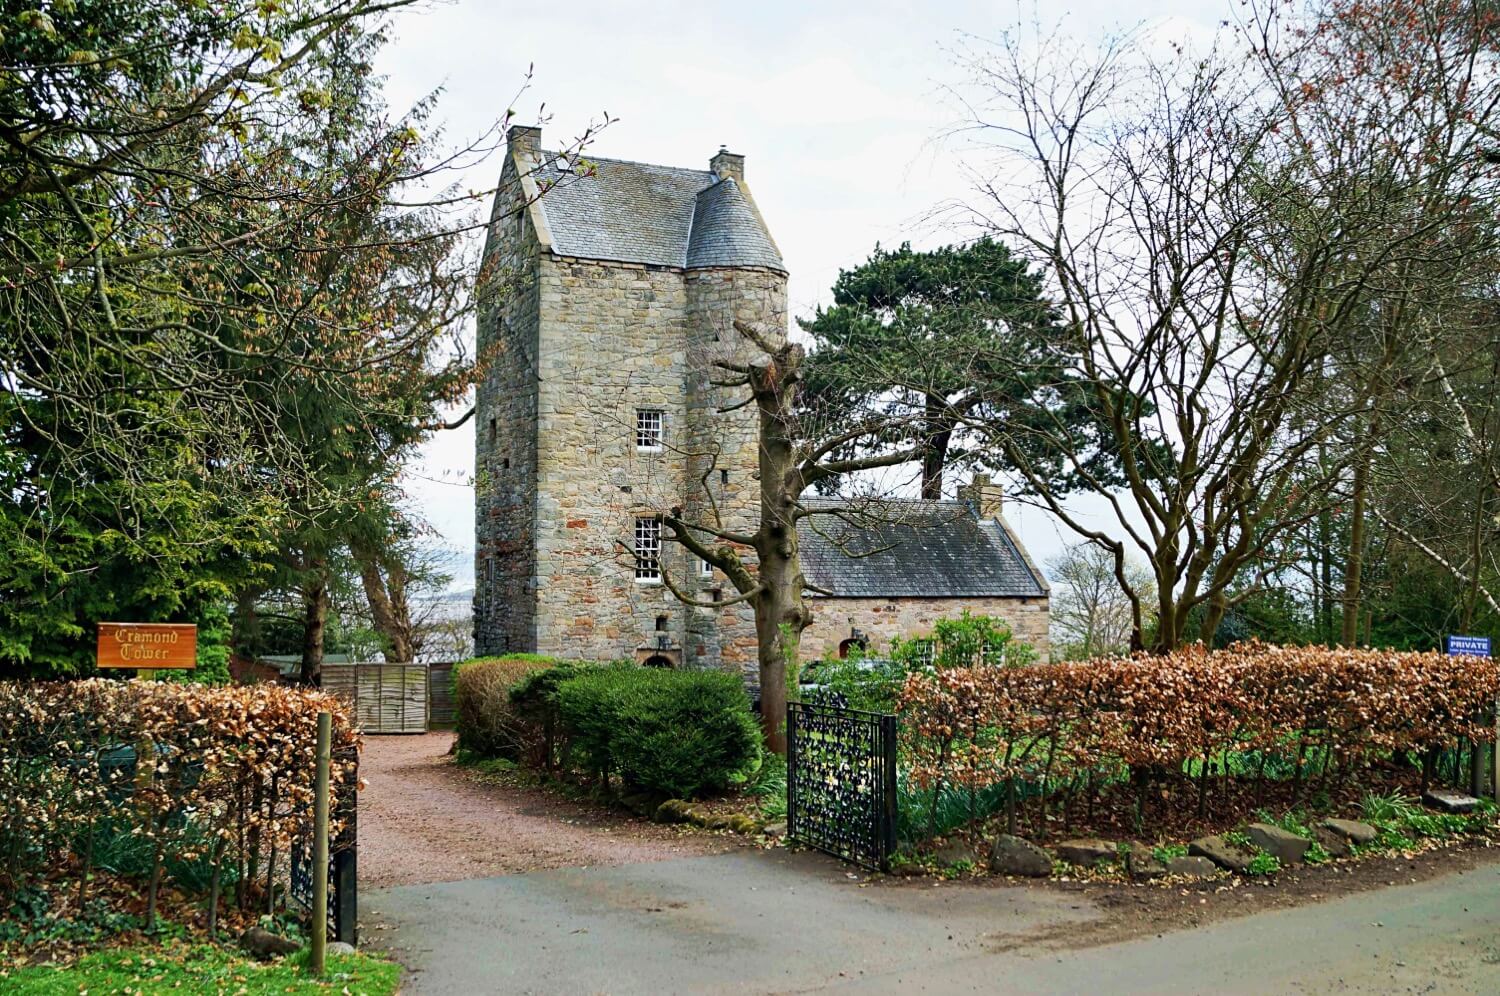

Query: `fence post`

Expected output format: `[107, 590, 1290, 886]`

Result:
[880, 713, 898, 871]
[311, 711, 331, 976]
[333, 752, 358, 945]
[785, 703, 798, 842]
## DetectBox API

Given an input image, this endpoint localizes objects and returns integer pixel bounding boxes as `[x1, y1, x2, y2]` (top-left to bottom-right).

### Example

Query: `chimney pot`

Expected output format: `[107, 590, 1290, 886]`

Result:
[710, 147, 745, 184]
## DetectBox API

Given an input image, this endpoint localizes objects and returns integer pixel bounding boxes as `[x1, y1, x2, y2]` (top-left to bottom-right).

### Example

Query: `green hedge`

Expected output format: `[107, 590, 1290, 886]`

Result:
[555, 664, 761, 799]
[453, 655, 562, 758]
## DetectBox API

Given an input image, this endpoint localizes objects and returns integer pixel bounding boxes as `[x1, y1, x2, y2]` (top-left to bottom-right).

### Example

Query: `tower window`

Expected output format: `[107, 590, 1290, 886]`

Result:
[633, 516, 661, 582]
[636, 408, 664, 452]
[699, 558, 714, 579]
[488, 418, 497, 446]
[720, 469, 729, 484]
[655, 614, 669, 632]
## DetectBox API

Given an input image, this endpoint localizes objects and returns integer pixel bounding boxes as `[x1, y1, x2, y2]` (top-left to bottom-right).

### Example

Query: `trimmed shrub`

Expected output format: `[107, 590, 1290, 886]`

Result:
[555, 665, 761, 798]
[899, 641, 1500, 794]
[453, 656, 557, 758]
[0, 679, 357, 922]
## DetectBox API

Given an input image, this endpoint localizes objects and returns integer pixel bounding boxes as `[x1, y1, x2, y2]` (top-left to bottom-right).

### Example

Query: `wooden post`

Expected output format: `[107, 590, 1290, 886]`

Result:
[310, 711, 331, 976]
[1493, 698, 1499, 801]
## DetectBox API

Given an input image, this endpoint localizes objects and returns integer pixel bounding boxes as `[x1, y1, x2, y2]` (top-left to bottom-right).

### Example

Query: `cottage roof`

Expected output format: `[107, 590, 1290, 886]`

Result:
[796, 499, 1047, 599]
[533, 154, 784, 272]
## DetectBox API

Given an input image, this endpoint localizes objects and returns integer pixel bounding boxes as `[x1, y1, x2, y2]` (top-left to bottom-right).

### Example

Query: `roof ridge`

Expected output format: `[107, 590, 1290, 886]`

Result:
[542, 149, 714, 184]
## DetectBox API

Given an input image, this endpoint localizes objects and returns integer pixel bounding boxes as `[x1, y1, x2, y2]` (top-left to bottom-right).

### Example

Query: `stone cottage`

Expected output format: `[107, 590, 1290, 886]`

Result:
[473, 126, 1049, 680]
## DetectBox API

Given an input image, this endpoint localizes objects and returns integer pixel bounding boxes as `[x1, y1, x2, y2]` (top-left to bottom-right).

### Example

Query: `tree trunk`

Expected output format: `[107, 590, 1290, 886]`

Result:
[1341, 440, 1370, 647]
[300, 561, 329, 686]
[351, 536, 414, 662]
[920, 397, 953, 501]
[752, 357, 814, 756]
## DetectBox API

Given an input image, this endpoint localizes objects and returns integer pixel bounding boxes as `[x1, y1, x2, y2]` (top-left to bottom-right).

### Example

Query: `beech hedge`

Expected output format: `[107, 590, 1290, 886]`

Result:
[0, 679, 358, 925]
[898, 642, 1500, 791]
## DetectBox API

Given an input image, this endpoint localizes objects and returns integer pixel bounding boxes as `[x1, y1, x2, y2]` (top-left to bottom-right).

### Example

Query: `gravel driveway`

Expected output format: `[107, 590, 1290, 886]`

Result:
[358, 732, 731, 888]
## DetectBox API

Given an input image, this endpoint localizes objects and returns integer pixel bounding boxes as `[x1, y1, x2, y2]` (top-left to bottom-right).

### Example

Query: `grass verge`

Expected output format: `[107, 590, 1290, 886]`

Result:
[0, 941, 400, 995]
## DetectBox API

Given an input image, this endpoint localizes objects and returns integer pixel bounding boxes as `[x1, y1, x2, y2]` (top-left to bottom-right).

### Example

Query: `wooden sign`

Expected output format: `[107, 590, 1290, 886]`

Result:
[96, 623, 198, 670]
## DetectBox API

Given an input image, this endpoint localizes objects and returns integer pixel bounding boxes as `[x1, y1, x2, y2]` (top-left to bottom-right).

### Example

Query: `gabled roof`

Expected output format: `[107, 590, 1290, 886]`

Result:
[797, 499, 1048, 599]
[532, 154, 784, 272]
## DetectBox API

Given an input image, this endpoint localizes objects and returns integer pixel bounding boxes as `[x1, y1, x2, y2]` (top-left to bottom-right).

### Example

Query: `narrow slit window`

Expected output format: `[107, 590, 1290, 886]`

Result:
[634, 516, 662, 582]
[636, 408, 665, 451]
[720, 469, 729, 485]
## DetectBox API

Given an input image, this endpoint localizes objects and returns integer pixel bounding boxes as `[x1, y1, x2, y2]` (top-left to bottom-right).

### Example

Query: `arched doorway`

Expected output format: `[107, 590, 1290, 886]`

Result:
[642, 654, 674, 668]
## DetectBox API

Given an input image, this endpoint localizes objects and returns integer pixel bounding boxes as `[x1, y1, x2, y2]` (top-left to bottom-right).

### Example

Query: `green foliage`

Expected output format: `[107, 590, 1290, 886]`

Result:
[890, 611, 1037, 670]
[1246, 851, 1282, 876]
[453, 656, 556, 758]
[1152, 843, 1189, 863]
[2, 941, 400, 994]
[1359, 791, 1476, 842]
[555, 665, 761, 799]
[798, 237, 1113, 497]
[799, 655, 908, 713]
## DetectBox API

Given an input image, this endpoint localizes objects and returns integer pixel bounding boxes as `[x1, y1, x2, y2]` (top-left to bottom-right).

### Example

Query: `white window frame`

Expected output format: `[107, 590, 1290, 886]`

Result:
[699, 557, 714, 579]
[634, 516, 662, 583]
[635, 408, 665, 452]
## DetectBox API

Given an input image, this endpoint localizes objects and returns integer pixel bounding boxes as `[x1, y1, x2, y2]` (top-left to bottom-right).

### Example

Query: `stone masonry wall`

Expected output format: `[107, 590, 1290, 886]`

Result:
[682, 267, 787, 684]
[473, 155, 541, 656]
[800, 596, 1051, 663]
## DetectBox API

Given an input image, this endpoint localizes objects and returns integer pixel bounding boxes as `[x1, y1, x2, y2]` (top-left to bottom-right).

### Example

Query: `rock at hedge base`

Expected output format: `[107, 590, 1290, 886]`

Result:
[1320, 818, 1377, 846]
[934, 840, 984, 867]
[989, 834, 1053, 877]
[1246, 822, 1311, 865]
[1311, 825, 1350, 858]
[654, 799, 693, 824]
[240, 927, 300, 960]
[1125, 842, 1165, 882]
[1055, 838, 1116, 867]
[327, 941, 357, 957]
[1164, 855, 1219, 880]
[763, 821, 787, 839]
[1188, 835, 1254, 874]
[1422, 789, 1479, 814]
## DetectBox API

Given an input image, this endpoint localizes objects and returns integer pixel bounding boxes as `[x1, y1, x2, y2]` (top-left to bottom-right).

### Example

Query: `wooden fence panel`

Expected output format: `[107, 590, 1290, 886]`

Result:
[321, 663, 428, 734]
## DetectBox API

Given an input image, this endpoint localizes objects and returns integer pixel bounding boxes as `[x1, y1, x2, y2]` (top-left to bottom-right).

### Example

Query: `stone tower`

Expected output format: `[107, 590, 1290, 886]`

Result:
[474, 126, 786, 682]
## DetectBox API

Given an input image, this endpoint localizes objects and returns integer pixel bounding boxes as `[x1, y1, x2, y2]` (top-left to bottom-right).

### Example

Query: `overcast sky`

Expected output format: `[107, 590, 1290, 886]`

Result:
[376, 0, 1222, 590]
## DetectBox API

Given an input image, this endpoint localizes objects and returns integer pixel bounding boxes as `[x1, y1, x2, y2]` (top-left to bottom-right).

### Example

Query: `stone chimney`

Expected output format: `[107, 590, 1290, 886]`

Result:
[507, 124, 541, 159]
[959, 473, 1005, 520]
[710, 146, 745, 183]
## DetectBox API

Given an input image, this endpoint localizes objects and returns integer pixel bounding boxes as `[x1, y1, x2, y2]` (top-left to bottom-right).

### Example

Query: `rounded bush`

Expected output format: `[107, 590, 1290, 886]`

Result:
[555, 665, 761, 799]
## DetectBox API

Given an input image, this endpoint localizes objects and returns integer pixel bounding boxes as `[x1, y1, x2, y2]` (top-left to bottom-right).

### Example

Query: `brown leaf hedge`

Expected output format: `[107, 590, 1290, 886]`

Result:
[0, 679, 358, 928]
[898, 642, 1500, 793]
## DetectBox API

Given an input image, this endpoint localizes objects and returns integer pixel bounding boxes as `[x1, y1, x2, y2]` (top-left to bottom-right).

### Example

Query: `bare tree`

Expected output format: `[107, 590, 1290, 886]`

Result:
[640, 323, 925, 754]
[1047, 543, 1155, 660]
[936, 3, 1500, 651]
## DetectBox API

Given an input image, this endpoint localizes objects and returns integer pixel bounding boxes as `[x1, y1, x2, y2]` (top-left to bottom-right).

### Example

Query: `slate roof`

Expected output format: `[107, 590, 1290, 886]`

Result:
[797, 499, 1047, 599]
[533, 154, 784, 271]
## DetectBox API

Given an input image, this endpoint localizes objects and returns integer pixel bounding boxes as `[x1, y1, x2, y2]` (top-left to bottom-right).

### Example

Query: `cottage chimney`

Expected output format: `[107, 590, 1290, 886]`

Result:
[507, 123, 541, 159]
[960, 473, 1005, 520]
[710, 146, 745, 183]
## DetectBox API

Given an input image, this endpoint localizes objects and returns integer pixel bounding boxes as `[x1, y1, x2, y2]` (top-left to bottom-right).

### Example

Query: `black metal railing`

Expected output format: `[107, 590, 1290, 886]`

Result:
[291, 747, 358, 944]
[787, 697, 898, 871]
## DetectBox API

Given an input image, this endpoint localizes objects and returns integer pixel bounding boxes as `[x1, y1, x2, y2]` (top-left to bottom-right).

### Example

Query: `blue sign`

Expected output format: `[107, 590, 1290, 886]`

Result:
[1446, 635, 1492, 657]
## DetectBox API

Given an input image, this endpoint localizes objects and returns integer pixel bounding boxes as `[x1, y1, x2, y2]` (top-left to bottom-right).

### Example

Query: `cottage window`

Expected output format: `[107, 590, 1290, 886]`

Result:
[634, 516, 662, 582]
[636, 408, 664, 451]
[911, 639, 935, 667]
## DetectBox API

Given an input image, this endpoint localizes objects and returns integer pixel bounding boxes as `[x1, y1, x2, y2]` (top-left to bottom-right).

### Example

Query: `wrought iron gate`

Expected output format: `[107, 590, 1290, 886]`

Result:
[786, 698, 898, 871]
[291, 747, 358, 944]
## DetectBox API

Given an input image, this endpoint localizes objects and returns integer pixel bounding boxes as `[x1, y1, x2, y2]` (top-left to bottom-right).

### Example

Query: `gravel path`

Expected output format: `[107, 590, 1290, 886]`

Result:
[358, 732, 730, 888]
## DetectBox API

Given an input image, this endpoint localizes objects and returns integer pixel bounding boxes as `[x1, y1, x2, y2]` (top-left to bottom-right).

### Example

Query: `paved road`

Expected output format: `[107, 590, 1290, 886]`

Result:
[367, 848, 1500, 994]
